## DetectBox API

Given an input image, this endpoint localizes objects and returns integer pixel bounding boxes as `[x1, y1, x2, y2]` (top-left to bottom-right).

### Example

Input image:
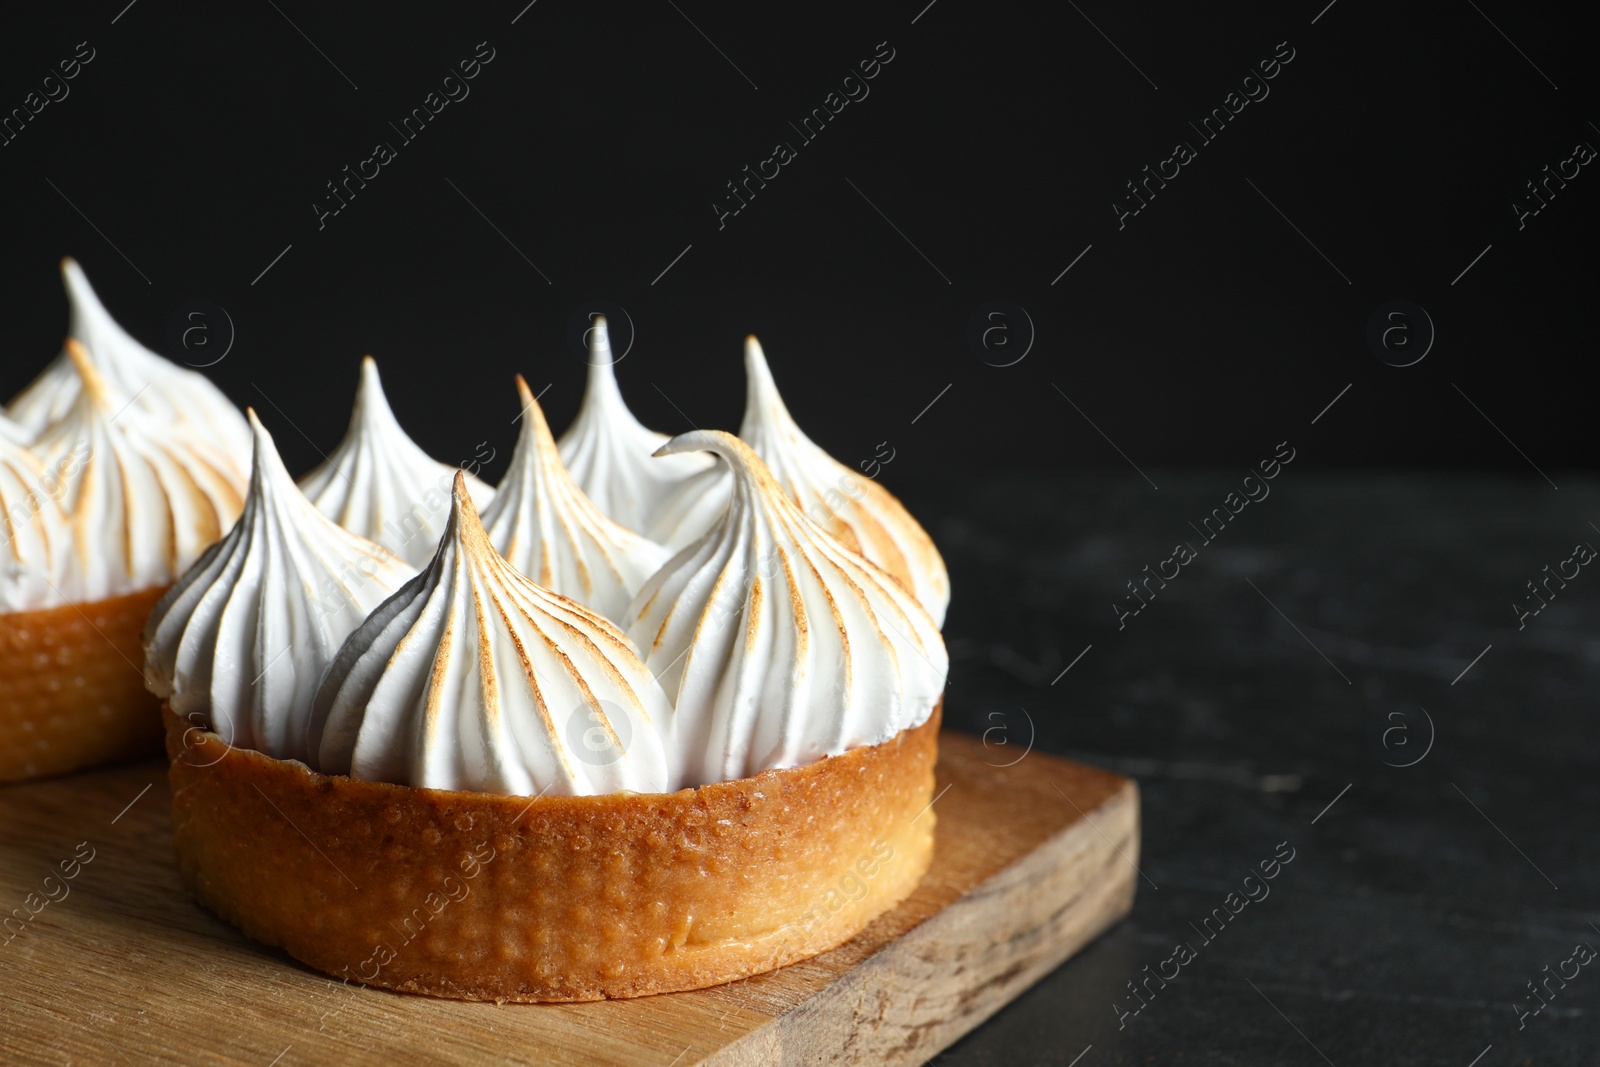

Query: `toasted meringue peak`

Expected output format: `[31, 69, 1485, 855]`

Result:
[1, 435, 72, 611]
[6, 258, 250, 476]
[27, 341, 244, 602]
[481, 376, 671, 621]
[298, 356, 495, 569]
[311, 473, 672, 797]
[651, 336, 950, 626]
[142, 411, 411, 763]
[556, 316, 715, 534]
[623, 430, 947, 788]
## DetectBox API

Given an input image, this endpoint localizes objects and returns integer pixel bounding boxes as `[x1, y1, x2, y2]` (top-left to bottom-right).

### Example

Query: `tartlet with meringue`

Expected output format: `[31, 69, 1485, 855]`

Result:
[154, 339, 949, 1001]
[1, 261, 248, 782]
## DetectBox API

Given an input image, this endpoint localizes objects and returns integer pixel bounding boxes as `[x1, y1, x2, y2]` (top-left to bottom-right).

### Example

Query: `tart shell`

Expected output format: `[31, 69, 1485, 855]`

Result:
[164, 701, 941, 1002]
[0, 586, 168, 783]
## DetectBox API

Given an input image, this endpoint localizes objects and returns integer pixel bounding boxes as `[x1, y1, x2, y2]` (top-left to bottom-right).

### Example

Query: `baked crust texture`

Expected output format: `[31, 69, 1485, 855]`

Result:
[1, 585, 167, 782]
[164, 701, 941, 1001]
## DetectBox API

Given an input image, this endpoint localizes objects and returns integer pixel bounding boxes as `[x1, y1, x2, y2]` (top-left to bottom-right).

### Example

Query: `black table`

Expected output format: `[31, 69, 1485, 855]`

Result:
[899, 471, 1597, 1066]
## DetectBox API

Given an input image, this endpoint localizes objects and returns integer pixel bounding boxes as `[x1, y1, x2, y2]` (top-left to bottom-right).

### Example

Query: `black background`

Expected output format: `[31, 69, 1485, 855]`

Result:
[2, 0, 1593, 487]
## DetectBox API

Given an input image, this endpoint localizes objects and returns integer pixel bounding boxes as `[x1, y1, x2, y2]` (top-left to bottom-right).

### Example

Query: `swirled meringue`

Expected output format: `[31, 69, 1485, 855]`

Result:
[651, 336, 950, 627]
[623, 430, 947, 788]
[310, 473, 671, 797]
[557, 316, 714, 534]
[142, 411, 411, 763]
[6, 258, 250, 476]
[298, 357, 494, 569]
[480, 375, 670, 621]
[28, 342, 244, 602]
[1, 436, 72, 611]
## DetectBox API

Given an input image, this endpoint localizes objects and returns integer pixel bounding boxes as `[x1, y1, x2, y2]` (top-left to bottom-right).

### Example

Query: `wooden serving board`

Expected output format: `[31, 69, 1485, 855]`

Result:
[0, 732, 1138, 1066]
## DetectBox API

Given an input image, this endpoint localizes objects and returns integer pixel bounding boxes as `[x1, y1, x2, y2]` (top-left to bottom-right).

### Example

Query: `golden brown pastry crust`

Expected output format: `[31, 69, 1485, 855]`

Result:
[0, 586, 167, 782]
[165, 701, 941, 1001]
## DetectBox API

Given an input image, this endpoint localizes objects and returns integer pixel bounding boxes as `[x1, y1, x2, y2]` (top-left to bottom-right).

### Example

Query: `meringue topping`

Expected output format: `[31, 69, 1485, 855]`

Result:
[652, 336, 950, 627]
[298, 357, 495, 569]
[6, 258, 251, 477]
[481, 375, 670, 621]
[557, 316, 714, 534]
[1, 436, 72, 611]
[0, 409, 30, 445]
[623, 430, 947, 788]
[28, 342, 244, 603]
[311, 473, 672, 797]
[142, 411, 411, 763]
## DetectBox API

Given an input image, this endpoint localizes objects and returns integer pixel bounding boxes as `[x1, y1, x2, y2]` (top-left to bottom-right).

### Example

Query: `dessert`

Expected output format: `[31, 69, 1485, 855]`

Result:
[31, 345, 244, 596]
[479, 375, 670, 621]
[165, 688, 938, 1002]
[556, 317, 715, 534]
[299, 357, 494, 568]
[625, 431, 947, 788]
[310, 472, 672, 796]
[142, 411, 410, 764]
[159, 437, 945, 1000]
[7, 258, 251, 472]
[650, 336, 950, 625]
[2, 338, 246, 781]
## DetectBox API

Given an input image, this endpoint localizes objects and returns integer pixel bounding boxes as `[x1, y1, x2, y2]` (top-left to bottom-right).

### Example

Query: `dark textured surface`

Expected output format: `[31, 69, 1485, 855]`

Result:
[900, 471, 1599, 1066]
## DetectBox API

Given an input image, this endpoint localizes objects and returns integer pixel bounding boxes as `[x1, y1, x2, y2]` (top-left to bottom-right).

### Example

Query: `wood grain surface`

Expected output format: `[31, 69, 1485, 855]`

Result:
[0, 731, 1137, 1066]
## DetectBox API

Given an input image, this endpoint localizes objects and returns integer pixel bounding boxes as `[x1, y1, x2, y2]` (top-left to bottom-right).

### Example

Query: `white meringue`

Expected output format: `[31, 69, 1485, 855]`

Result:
[481, 375, 670, 621]
[0, 436, 72, 612]
[311, 473, 672, 797]
[28, 341, 244, 603]
[651, 337, 950, 627]
[142, 410, 411, 763]
[624, 430, 947, 789]
[0, 409, 30, 445]
[557, 316, 714, 534]
[298, 357, 494, 569]
[6, 258, 250, 478]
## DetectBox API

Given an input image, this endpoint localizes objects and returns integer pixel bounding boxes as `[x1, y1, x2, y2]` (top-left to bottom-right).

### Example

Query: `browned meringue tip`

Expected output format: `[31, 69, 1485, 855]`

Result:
[244, 408, 279, 454]
[448, 468, 489, 532]
[62, 337, 110, 402]
[513, 372, 536, 408]
[439, 467, 509, 572]
[512, 374, 554, 438]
